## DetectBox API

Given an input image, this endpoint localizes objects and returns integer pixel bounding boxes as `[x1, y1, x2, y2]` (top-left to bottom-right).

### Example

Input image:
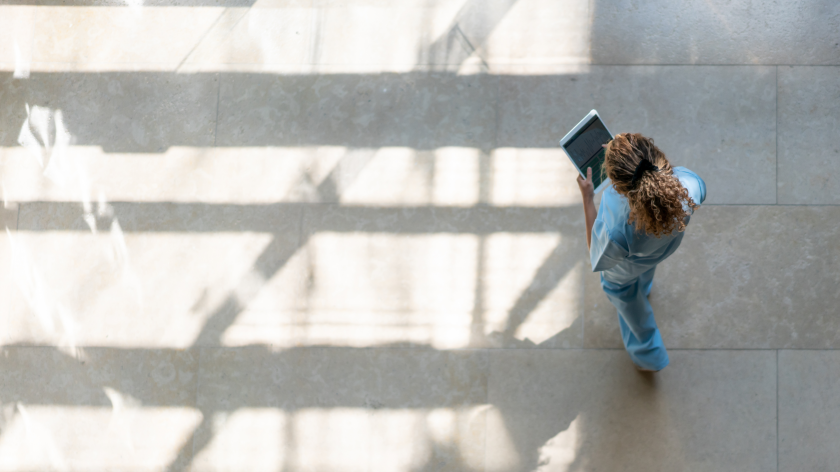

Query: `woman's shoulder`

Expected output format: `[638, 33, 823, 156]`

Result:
[673, 166, 706, 204]
[601, 185, 629, 214]
[598, 185, 632, 233]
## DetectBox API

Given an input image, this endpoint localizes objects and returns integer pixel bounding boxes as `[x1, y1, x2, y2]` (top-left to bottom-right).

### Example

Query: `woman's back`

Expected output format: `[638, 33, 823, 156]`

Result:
[592, 166, 706, 283]
[576, 133, 707, 371]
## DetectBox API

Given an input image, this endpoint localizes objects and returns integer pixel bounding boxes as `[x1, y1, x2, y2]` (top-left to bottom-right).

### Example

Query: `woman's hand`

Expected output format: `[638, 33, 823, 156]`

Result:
[577, 167, 595, 202]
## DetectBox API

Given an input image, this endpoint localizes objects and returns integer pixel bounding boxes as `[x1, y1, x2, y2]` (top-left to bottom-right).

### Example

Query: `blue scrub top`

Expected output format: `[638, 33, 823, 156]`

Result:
[590, 167, 706, 283]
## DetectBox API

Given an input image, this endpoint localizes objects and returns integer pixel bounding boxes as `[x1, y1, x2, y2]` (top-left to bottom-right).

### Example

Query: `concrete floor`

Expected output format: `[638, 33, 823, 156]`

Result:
[0, 0, 839, 470]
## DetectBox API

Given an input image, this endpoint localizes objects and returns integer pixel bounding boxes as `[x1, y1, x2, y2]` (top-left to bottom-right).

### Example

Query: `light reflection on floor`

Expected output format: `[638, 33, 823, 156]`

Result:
[3, 0, 823, 469]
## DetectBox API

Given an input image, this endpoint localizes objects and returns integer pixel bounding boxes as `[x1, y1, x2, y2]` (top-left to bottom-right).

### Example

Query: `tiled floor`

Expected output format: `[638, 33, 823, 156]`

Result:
[0, 0, 838, 471]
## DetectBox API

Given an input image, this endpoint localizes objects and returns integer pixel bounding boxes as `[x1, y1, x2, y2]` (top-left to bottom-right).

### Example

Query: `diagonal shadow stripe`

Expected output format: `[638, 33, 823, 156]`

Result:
[191, 232, 308, 346]
[501, 238, 586, 339]
[8, 200, 584, 470]
[424, 0, 520, 67]
[165, 231, 308, 471]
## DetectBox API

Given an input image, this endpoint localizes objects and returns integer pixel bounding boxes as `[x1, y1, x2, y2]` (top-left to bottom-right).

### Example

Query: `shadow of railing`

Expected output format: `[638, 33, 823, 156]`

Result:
[10, 199, 586, 470]
[1, 70, 595, 152]
[2, 63, 595, 472]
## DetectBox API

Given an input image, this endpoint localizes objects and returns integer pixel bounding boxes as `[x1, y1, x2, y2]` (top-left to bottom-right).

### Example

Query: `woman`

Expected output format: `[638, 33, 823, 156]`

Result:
[576, 133, 706, 372]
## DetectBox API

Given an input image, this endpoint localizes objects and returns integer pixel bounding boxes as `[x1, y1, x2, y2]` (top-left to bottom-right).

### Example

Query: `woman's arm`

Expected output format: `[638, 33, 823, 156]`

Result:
[577, 167, 597, 250]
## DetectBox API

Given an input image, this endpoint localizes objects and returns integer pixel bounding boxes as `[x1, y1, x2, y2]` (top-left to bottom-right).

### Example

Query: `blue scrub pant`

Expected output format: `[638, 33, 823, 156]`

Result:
[601, 267, 669, 371]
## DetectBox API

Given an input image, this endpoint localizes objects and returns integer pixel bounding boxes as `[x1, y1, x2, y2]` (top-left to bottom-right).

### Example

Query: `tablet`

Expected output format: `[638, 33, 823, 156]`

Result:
[559, 109, 614, 193]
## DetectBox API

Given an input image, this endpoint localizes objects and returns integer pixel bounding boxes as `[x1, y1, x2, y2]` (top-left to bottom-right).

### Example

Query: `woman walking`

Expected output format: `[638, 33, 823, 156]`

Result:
[576, 133, 706, 372]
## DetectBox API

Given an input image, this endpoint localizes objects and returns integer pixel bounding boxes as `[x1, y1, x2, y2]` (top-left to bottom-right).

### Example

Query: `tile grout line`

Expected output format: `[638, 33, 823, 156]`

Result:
[213, 72, 221, 147]
[482, 350, 490, 472]
[192, 348, 202, 466]
[173, 7, 230, 73]
[776, 66, 779, 205]
[776, 349, 779, 472]
[5, 62, 838, 72]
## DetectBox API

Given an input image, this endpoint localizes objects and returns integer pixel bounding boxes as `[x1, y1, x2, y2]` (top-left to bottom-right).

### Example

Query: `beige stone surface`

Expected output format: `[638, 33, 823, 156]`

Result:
[0, 347, 200, 471]
[1, 0, 593, 73]
[185, 7, 313, 67]
[215, 70, 497, 149]
[590, 0, 840, 65]
[0, 204, 17, 230]
[0, 71, 218, 152]
[0, 145, 580, 206]
[778, 66, 840, 204]
[499, 66, 777, 204]
[193, 346, 488, 472]
[32, 7, 225, 66]
[486, 349, 776, 471]
[488, 148, 583, 207]
[307, 3, 458, 69]
[779, 350, 840, 470]
[5, 202, 302, 348]
[0, 146, 314, 204]
[295, 204, 585, 349]
[307, 0, 591, 69]
[479, 0, 590, 66]
[0, 206, 17, 342]
[0, 6, 35, 76]
[2, 1, 840, 470]
[585, 206, 840, 349]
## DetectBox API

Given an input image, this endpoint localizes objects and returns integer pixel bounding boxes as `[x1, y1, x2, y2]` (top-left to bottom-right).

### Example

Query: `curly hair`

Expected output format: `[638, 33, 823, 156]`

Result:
[603, 133, 697, 237]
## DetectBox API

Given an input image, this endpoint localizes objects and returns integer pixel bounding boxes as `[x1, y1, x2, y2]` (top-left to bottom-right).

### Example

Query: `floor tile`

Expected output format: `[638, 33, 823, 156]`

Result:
[0, 71, 218, 152]
[0, 210, 16, 344]
[309, 4, 455, 69]
[308, 0, 590, 70]
[498, 66, 777, 204]
[590, 0, 840, 65]
[325, 147, 483, 206]
[1, 203, 17, 230]
[479, 0, 590, 67]
[488, 148, 584, 207]
[778, 66, 840, 204]
[297, 204, 585, 349]
[192, 346, 488, 472]
[7, 2, 840, 472]
[185, 6, 313, 67]
[0, 145, 315, 204]
[0, 346, 200, 472]
[215, 71, 497, 149]
[32, 6, 225, 66]
[486, 349, 776, 472]
[779, 350, 840, 471]
[5, 202, 302, 348]
[0, 6, 35, 74]
[585, 206, 840, 349]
